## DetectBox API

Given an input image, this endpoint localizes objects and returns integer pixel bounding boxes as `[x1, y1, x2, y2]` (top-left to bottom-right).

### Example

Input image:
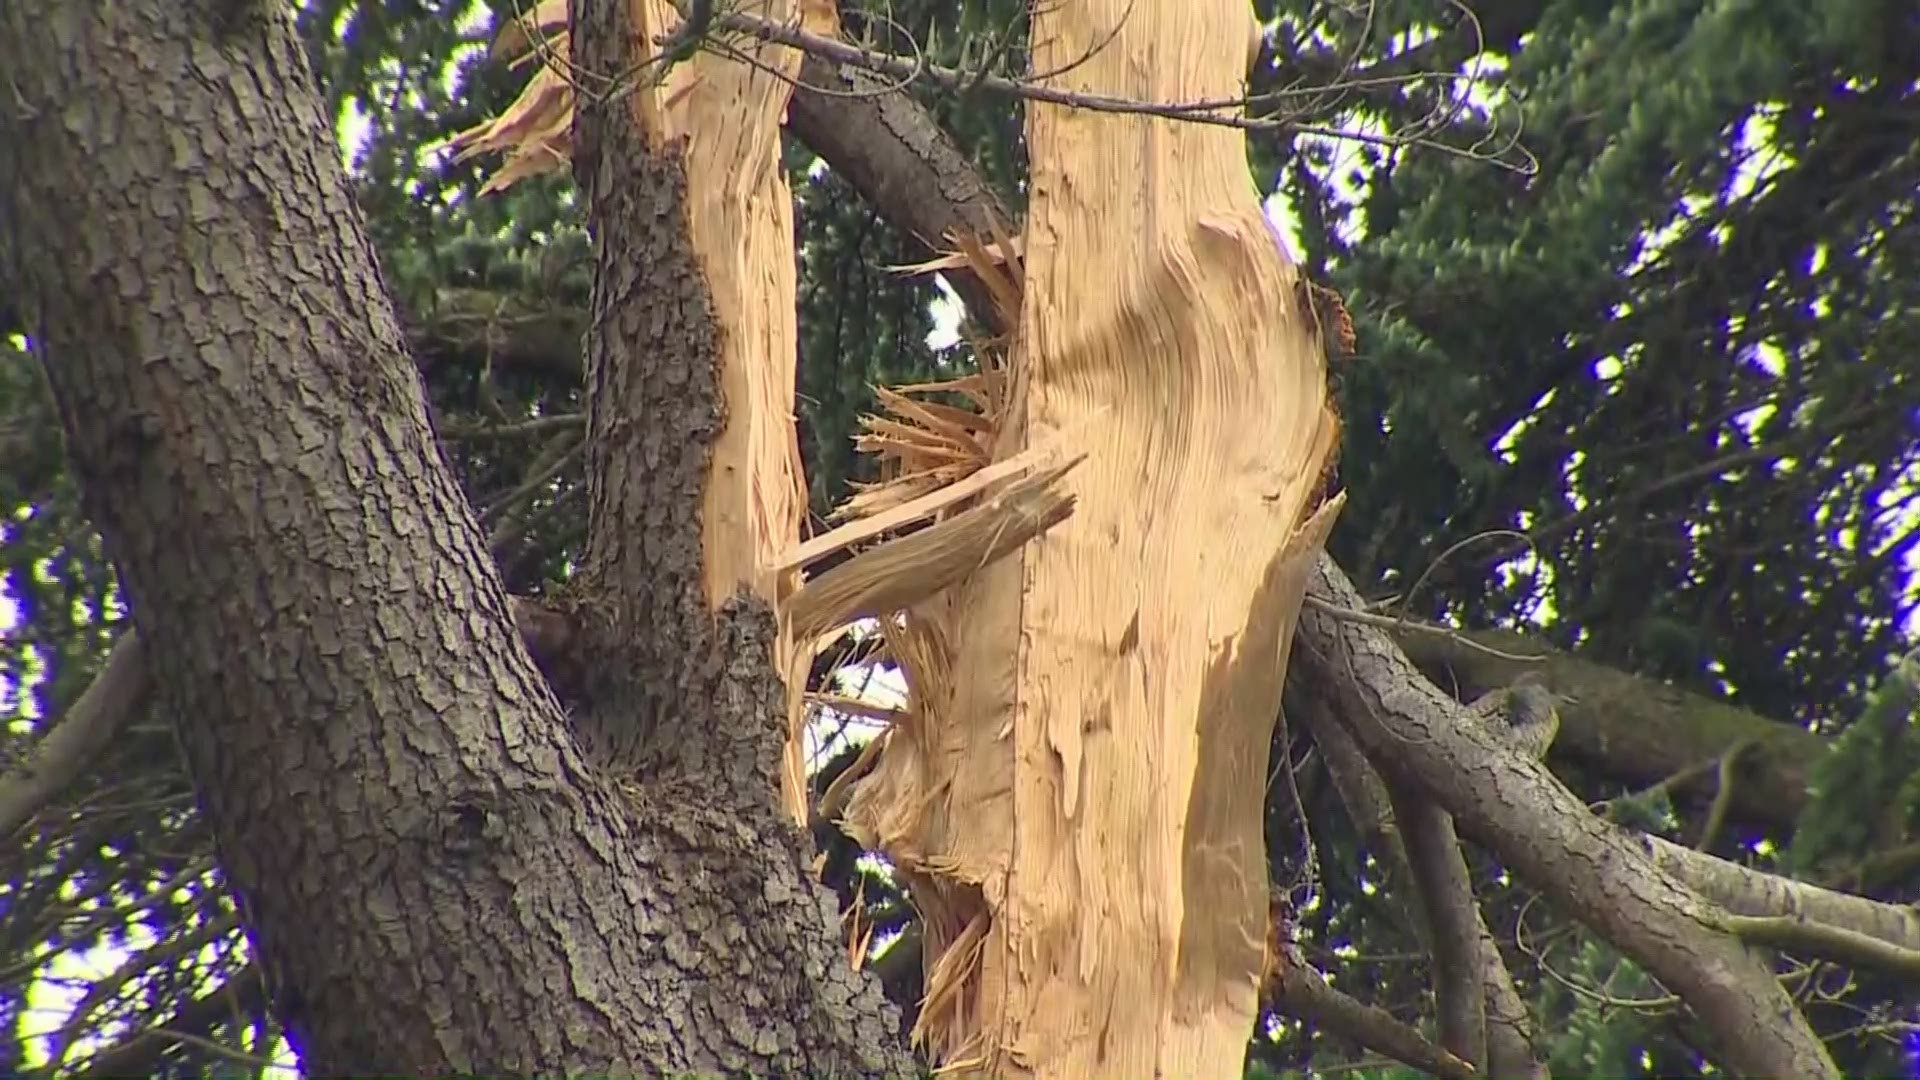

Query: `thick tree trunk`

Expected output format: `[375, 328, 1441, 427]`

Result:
[0, 2, 907, 1075]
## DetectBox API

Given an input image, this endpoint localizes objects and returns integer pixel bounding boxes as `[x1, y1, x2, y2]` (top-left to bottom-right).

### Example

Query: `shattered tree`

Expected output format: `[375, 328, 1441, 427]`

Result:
[5, 0, 1903, 1077]
[462, 2, 1340, 1074]
[834, 3, 1342, 1077]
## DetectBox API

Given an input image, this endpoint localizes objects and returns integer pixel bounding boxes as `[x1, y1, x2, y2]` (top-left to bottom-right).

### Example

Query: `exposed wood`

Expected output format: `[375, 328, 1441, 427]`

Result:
[454, 0, 832, 821]
[840, 2, 1344, 1075]
[774, 428, 1080, 574]
[786, 457, 1082, 643]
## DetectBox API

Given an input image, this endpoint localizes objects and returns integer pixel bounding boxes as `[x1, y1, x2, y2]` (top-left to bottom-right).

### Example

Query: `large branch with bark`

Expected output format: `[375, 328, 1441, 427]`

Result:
[0, 1, 904, 1074]
[1297, 557, 1837, 1076]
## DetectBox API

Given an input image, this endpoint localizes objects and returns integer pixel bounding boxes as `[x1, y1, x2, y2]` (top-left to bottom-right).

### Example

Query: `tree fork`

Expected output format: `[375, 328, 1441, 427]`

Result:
[0, 2, 908, 1074]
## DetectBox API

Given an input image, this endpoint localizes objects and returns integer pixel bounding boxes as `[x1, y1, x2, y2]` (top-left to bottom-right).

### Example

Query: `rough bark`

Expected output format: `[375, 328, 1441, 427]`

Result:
[1301, 696, 1546, 1079]
[1396, 624, 1826, 830]
[0, 2, 906, 1075]
[1298, 555, 1839, 1078]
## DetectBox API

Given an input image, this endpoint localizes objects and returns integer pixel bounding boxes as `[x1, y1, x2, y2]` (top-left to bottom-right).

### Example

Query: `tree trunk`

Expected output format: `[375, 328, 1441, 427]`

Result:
[841, 3, 1343, 1077]
[0, 2, 907, 1075]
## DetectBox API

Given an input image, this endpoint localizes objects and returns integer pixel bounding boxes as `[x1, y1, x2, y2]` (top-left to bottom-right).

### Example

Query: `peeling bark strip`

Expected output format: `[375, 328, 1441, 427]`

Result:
[456, 0, 830, 821]
[569, 0, 817, 815]
[843, 3, 1343, 1077]
[1, 1, 906, 1074]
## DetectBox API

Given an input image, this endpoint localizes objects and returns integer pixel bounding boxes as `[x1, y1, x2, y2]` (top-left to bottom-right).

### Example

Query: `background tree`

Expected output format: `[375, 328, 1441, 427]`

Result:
[3, 0, 1917, 1077]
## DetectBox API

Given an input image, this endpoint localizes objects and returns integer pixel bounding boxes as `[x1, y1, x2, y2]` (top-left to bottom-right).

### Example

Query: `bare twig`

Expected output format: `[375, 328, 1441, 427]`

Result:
[70, 965, 270, 1080]
[438, 412, 583, 443]
[480, 432, 583, 531]
[1304, 593, 1546, 663]
[678, 8, 1533, 169]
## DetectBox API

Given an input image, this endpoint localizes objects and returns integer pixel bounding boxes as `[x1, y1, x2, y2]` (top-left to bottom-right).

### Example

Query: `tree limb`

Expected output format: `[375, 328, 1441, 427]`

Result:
[1302, 694, 1546, 1078]
[786, 56, 1011, 334]
[1707, 912, 1920, 980]
[1298, 553, 1838, 1078]
[1642, 834, 1920, 955]
[1383, 780, 1488, 1071]
[1266, 959, 1477, 1080]
[1394, 623, 1827, 830]
[0, 633, 145, 839]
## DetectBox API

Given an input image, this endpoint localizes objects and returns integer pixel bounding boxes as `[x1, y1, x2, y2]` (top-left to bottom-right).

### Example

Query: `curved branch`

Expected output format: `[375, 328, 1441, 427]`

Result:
[0, 633, 145, 838]
[1303, 695, 1545, 1078]
[1642, 835, 1920, 955]
[1266, 960, 1476, 1080]
[1298, 553, 1838, 1078]
[1394, 623, 1828, 830]
[786, 56, 1011, 334]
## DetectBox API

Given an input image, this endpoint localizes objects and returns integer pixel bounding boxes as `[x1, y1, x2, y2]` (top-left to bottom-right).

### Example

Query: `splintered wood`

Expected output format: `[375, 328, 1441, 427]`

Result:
[454, 1, 1343, 1074]
[453, 0, 841, 824]
[828, 2, 1346, 1078]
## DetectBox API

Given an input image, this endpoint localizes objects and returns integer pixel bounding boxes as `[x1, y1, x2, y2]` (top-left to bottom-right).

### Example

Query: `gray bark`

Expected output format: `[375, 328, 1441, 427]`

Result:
[0, 1, 909, 1074]
[1298, 554, 1839, 1079]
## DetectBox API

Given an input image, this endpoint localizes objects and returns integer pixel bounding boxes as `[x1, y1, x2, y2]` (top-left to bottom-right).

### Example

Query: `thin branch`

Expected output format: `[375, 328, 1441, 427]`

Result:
[687, 8, 1532, 169]
[1709, 913, 1920, 980]
[480, 432, 583, 530]
[1640, 835, 1920, 955]
[1299, 691, 1546, 1077]
[1304, 593, 1547, 663]
[438, 412, 584, 443]
[0, 633, 146, 838]
[1384, 779, 1488, 1071]
[1266, 960, 1477, 1080]
[46, 912, 243, 1069]
[71, 965, 269, 1080]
